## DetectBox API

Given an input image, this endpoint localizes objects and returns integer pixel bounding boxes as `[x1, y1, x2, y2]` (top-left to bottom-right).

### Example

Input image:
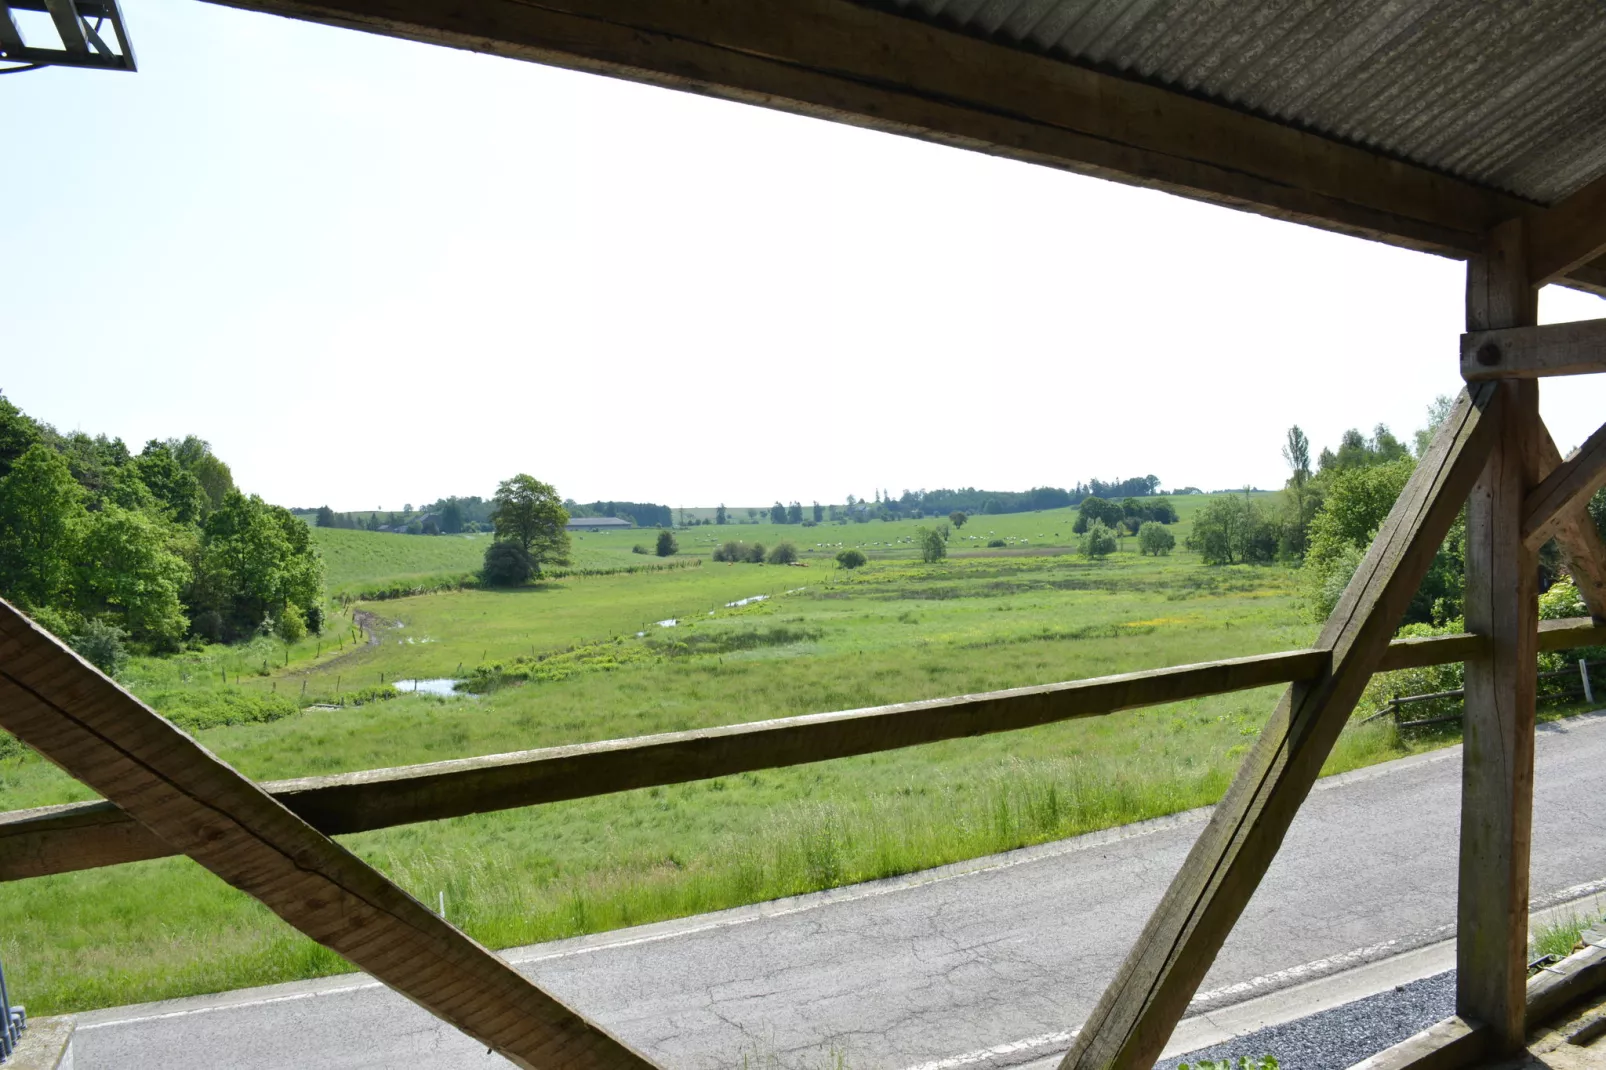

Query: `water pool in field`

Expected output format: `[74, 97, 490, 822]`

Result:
[392, 678, 469, 697]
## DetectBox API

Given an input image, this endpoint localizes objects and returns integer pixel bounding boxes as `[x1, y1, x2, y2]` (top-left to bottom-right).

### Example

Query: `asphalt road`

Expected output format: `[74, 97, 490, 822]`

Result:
[75, 711, 1606, 1070]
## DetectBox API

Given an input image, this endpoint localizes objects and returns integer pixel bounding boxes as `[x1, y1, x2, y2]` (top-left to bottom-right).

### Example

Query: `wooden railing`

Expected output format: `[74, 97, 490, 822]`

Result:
[5, 616, 1602, 884]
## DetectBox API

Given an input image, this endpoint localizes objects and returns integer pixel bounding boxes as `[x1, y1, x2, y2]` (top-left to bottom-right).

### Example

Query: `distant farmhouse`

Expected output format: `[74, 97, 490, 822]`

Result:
[566, 517, 634, 531]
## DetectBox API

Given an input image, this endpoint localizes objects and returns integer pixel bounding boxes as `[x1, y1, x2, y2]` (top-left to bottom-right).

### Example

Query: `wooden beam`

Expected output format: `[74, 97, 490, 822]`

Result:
[199, 0, 1529, 260]
[1457, 221, 1539, 1054]
[0, 600, 655, 1070]
[1060, 382, 1504, 1070]
[8, 618, 1603, 884]
[1, 646, 1331, 880]
[1533, 425, 1606, 621]
[1460, 318, 1606, 381]
[1524, 420, 1606, 552]
[1344, 1016, 1488, 1070]
[1529, 171, 1606, 286]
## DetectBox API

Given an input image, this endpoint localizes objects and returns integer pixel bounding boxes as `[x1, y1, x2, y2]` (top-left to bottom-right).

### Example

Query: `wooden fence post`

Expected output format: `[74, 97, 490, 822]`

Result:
[1583, 659, 1595, 705]
[1458, 218, 1540, 1054]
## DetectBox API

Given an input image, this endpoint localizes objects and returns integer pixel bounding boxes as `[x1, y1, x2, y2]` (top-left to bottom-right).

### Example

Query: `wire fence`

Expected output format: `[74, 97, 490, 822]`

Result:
[1365, 657, 1600, 729]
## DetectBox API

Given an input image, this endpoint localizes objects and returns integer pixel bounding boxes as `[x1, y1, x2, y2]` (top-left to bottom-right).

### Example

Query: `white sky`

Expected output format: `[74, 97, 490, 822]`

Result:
[5, 0, 1605, 511]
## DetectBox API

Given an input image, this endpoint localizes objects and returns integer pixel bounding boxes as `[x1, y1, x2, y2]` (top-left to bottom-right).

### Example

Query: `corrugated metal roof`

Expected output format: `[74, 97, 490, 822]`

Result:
[856, 0, 1606, 205]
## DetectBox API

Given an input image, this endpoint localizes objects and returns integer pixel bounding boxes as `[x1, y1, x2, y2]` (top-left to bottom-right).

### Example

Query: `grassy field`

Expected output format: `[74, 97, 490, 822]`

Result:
[1, 494, 1492, 1015]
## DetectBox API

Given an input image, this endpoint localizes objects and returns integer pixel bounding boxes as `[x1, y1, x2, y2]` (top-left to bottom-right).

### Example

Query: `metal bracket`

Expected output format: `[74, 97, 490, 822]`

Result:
[1, 0, 135, 72]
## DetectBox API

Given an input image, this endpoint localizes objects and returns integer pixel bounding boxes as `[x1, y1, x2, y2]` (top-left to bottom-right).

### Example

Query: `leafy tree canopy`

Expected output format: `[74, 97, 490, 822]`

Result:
[490, 475, 571, 573]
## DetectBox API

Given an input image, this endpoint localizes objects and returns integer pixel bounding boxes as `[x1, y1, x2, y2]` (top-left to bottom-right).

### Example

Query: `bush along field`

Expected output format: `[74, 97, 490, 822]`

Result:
[5, 491, 1599, 1015]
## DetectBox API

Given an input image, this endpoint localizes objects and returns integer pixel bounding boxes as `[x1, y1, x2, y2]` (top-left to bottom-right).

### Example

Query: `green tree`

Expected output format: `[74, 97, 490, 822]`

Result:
[767, 541, 798, 565]
[440, 501, 464, 533]
[812, 501, 824, 523]
[716, 504, 728, 525]
[133, 441, 208, 525]
[950, 511, 967, 528]
[1187, 493, 1277, 565]
[168, 436, 235, 512]
[0, 393, 40, 480]
[918, 527, 947, 563]
[1279, 425, 1321, 559]
[1138, 521, 1175, 556]
[70, 618, 128, 677]
[316, 505, 337, 528]
[76, 504, 191, 649]
[0, 444, 85, 610]
[194, 492, 324, 637]
[656, 529, 679, 557]
[481, 540, 535, 586]
[490, 475, 571, 574]
[770, 501, 787, 524]
[1073, 495, 1123, 534]
[835, 548, 867, 569]
[1082, 520, 1118, 559]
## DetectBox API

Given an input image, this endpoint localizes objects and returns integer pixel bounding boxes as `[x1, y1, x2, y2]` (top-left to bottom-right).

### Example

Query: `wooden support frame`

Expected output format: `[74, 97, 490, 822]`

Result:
[1529, 172, 1606, 286]
[1524, 420, 1606, 552]
[0, 601, 655, 1070]
[1060, 382, 1504, 1070]
[1460, 319, 1606, 381]
[1457, 221, 1540, 1054]
[1529, 425, 1606, 621]
[10, 620, 1602, 884]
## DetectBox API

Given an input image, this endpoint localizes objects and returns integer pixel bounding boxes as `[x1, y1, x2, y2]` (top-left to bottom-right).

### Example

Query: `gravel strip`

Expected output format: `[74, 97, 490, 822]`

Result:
[1156, 971, 1456, 1069]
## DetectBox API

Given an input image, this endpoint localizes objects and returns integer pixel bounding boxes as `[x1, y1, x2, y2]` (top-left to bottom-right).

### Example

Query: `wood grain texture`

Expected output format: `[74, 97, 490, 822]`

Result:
[1060, 383, 1505, 1070]
[1524, 420, 1606, 552]
[8, 615, 1603, 884]
[194, 0, 1530, 261]
[1529, 171, 1606, 285]
[0, 599, 655, 1070]
[1461, 318, 1606, 381]
[1457, 223, 1539, 1054]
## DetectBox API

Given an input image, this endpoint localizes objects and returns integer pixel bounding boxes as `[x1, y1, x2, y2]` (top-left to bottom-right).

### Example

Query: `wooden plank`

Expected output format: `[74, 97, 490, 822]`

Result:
[0, 600, 655, 1070]
[1460, 318, 1606, 380]
[8, 619, 1602, 884]
[199, 0, 1528, 260]
[1344, 1016, 1488, 1070]
[0, 646, 1329, 880]
[1534, 425, 1606, 621]
[1529, 172, 1606, 286]
[1060, 382, 1505, 1070]
[1527, 944, 1606, 1026]
[1524, 420, 1606, 552]
[1457, 221, 1539, 1054]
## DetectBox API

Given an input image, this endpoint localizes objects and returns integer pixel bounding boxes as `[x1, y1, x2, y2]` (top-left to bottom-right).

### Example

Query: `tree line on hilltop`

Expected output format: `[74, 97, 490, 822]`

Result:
[0, 392, 325, 671]
[311, 497, 673, 535]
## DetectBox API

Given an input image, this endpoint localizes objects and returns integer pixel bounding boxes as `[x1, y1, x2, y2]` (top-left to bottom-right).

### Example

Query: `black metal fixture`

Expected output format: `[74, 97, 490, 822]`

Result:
[1, 0, 136, 73]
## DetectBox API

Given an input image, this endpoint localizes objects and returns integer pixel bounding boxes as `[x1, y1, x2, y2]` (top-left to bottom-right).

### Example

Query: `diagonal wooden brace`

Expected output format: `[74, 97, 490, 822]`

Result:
[1527, 423, 1606, 620]
[0, 600, 656, 1070]
[1060, 382, 1504, 1070]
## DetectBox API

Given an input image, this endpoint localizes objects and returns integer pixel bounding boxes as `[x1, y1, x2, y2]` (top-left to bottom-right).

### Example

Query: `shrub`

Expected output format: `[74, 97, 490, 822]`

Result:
[1188, 494, 1278, 565]
[713, 541, 745, 563]
[950, 511, 968, 528]
[481, 540, 535, 586]
[835, 548, 867, 569]
[987, 538, 1006, 548]
[1138, 521, 1175, 556]
[745, 542, 767, 564]
[767, 541, 798, 565]
[918, 527, 947, 563]
[71, 618, 128, 677]
[656, 530, 679, 557]
[304, 604, 325, 635]
[275, 606, 308, 643]
[631, 544, 650, 555]
[146, 688, 301, 731]
[1081, 520, 1118, 559]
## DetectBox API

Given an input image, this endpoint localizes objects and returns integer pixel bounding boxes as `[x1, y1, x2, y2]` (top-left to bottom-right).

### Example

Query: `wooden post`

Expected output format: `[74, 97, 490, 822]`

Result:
[1061, 383, 1503, 1070]
[1458, 218, 1539, 1053]
[1582, 659, 1595, 706]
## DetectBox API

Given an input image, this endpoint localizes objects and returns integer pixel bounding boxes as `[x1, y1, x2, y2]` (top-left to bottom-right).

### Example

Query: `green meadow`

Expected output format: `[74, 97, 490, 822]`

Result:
[4, 495, 1448, 1014]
